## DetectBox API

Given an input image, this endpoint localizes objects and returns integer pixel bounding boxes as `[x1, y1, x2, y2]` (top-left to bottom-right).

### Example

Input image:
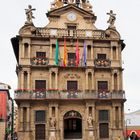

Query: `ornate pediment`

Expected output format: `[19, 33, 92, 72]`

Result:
[47, 4, 96, 21]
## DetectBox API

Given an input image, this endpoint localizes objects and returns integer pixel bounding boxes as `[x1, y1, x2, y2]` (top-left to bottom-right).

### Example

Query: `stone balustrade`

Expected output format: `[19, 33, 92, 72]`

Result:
[32, 28, 106, 39]
[14, 89, 125, 100]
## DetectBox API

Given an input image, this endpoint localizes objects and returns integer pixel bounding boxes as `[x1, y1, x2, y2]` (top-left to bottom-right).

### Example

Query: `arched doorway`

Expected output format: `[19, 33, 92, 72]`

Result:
[64, 110, 82, 139]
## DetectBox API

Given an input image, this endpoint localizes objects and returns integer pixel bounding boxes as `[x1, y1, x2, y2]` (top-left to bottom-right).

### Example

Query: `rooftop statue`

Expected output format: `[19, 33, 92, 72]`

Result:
[81, 0, 92, 12]
[50, 0, 93, 12]
[107, 10, 116, 29]
[25, 5, 36, 24]
[51, 0, 64, 9]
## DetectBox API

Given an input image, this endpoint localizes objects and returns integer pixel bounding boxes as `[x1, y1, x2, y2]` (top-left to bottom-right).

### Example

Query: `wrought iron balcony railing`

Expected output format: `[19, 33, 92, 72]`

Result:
[31, 57, 49, 65]
[94, 58, 111, 68]
[14, 89, 125, 100]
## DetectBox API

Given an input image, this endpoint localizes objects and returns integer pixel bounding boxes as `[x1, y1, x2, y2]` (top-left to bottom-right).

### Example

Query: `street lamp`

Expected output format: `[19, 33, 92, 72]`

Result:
[125, 119, 131, 140]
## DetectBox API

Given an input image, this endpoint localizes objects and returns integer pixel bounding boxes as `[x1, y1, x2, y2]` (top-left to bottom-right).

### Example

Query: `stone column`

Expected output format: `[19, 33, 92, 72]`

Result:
[55, 106, 59, 140]
[49, 71, 52, 89]
[117, 72, 120, 90]
[26, 107, 30, 131]
[111, 73, 114, 91]
[112, 106, 116, 129]
[55, 71, 58, 89]
[18, 72, 21, 88]
[50, 44, 52, 58]
[92, 105, 95, 122]
[118, 106, 121, 129]
[22, 43, 25, 58]
[27, 71, 30, 89]
[116, 47, 119, 60]
[110, 47, 113, 60]
[86, 71, 88, 90]
[21, 71, 24, 89]
[91, 45, 93, 59]
[92, 71, 94, 90]
[49, 106, 52, 118]
[86, 105, 89, 128]
[20, 107, 23, 131]
[28, 44, 31, 58]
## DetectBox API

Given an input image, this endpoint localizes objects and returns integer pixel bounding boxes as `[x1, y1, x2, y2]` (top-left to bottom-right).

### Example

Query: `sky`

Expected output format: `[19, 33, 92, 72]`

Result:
[0, 0, 139, 113]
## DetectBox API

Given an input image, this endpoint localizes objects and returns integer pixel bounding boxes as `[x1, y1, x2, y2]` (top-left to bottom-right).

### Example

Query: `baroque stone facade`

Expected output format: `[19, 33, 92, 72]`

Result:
[11, 0, 126, 140]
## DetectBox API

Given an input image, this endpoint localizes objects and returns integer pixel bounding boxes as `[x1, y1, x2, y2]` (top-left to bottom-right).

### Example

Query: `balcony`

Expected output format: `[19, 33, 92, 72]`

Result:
[31, 57, 49, 65]
[32, 28, 107, 39]
[94, 58, 111, 68]
[14, 89, 125, 100]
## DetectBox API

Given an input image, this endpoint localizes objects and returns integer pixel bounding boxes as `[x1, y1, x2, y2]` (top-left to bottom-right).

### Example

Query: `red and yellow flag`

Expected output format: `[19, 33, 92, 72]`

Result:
[76, 39, 80, 66]
[63, 38, 67, 66]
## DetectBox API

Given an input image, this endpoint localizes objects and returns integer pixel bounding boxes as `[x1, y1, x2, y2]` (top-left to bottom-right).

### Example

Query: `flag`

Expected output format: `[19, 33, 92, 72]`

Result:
[55, 39, 59, 65]
[0, 92, 7, 120]
[63, 38, 67, 66]
[83, 41, 86, 66]
[76, 39, 80, 66]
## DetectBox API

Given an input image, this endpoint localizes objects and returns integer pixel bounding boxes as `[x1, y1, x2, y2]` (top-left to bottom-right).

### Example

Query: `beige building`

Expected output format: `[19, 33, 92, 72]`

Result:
[11, 0, 126, 140]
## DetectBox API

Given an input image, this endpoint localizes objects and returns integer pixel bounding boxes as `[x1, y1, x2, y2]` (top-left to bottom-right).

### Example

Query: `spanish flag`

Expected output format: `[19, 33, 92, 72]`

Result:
[63, 38, 67, 66]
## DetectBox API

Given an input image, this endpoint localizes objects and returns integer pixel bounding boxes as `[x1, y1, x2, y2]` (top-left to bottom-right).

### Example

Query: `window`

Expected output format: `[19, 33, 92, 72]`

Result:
[99, 110, 109, 121]
[97, 53, 106, 59]
[35, 110, 45, 122]
[35, 124, 45, 140]
[87, 45, 91, 59]
[36, 52, 46, 58]
[98, 81, 108, 91]
[35, 80, 46, 90]
[52, 44, 56, 58]
[67, 81, 78, 91]
[24, 43, 29, 58]
[99, 123, 109, 138]
[68, 53, 76, 66]
[67, 25, 76, 36]
[113, 46, 116, 60]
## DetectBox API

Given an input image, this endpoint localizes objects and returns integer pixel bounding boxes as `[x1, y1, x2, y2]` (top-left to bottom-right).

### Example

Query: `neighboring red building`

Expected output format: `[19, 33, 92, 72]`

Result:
[0, 82, 12, 140]
[125, 110, 140, 138]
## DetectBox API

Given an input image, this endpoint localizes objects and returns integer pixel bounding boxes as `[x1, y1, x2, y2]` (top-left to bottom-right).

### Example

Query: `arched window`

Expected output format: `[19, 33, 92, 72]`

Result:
[87, 45, 91, 59]
[24, 71, 28, 89]
[52, 44, 56, 58]
[24, 43, 29, 58]
[88, 72, 92, 90]
[113, 46, 116, 60]
[114, 73, 118, 90]
[52, 72, 55, 89]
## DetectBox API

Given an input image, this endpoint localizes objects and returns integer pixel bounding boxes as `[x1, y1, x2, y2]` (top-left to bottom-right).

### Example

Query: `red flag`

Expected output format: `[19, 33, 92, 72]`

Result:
[0, 92, 7, 120]
[76, 39, 80, 66]
[63, 38, 67, 67]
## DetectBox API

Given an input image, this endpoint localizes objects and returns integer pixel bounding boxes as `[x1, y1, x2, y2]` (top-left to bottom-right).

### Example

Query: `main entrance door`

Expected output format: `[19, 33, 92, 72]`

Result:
[64, 110, 82, 139]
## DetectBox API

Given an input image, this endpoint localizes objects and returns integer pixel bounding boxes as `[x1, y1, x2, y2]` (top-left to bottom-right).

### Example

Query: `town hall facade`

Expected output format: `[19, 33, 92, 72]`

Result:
[11, 0, 126, 140]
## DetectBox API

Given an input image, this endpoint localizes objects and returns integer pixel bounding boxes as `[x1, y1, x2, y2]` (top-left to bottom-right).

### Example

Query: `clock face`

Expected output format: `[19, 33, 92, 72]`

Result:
[67, 12, 77, 21]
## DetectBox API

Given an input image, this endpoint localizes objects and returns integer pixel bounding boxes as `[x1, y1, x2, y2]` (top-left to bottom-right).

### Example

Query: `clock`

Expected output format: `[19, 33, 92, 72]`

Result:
[67, 12, 77, 21]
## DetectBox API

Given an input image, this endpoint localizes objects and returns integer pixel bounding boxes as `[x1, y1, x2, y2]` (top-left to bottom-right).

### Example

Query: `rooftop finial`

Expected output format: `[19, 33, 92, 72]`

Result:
[25, 5, 36, 24]
[107, 10, 116, 29]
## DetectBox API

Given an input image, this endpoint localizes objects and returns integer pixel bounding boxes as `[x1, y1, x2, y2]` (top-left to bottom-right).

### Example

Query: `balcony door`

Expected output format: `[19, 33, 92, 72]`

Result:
[68, 53, 76, 66]
[67, 81, 77, 91]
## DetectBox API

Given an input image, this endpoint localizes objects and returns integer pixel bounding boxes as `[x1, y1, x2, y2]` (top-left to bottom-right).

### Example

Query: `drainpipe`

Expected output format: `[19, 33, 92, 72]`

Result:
[10, 97, 14, 140]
